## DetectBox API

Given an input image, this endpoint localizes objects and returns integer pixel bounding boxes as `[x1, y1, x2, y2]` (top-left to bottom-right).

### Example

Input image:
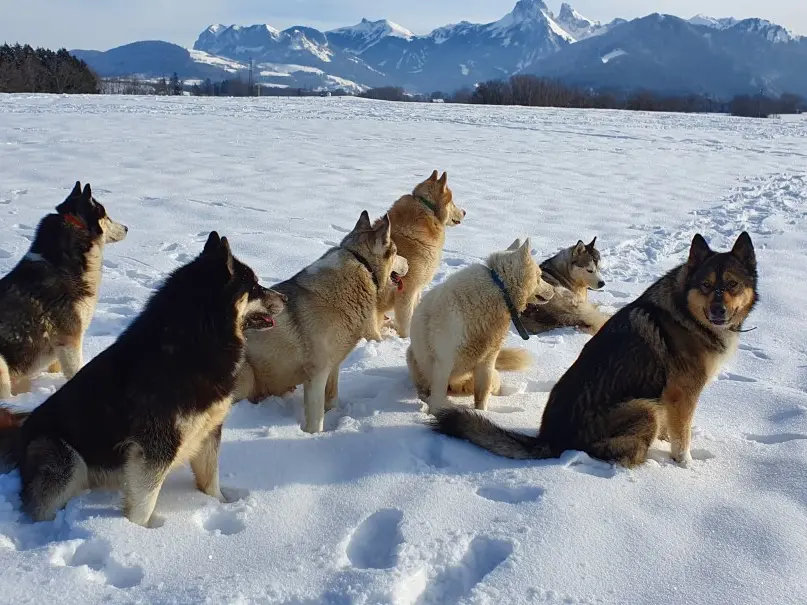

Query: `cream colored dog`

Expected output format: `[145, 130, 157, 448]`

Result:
[407, 238, 554, 414]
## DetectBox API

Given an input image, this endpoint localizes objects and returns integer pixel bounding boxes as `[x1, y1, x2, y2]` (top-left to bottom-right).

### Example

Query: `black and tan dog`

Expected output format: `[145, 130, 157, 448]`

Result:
[433, 232, 758, 468]
[0, 232, 285, 526]
[0, 182, 127, 399]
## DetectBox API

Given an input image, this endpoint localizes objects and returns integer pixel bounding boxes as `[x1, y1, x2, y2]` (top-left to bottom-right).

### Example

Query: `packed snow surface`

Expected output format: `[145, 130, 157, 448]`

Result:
[1, 95, 807, 604]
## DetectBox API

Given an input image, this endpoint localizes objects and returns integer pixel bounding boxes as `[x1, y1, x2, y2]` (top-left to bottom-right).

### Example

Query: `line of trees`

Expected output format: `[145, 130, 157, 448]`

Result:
[730, 93, 805, 118]
[0, 44, 98, 93]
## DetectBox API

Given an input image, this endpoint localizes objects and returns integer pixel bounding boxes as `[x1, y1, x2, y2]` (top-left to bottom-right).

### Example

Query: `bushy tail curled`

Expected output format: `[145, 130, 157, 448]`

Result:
[495, 348, 532, 372]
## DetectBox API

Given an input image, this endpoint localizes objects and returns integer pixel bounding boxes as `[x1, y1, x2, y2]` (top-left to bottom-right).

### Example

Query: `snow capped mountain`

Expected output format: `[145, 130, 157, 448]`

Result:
[73, 1, 807, 97]
[327, 18, 414, 55]
[688, 14, 738, 30]
[554, 3, 606, 40]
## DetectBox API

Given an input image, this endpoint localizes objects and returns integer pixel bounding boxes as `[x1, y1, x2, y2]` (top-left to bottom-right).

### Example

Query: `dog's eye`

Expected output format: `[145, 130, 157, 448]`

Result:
[727, 280, 739, 290]
[701, 281, 713, 290]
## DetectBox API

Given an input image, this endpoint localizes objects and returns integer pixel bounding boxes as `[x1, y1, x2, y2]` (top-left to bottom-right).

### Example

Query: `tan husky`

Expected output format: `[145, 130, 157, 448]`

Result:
[407, 238, 554, 415]
[234, 211, 408, 433]
[366, 170, 466, 340]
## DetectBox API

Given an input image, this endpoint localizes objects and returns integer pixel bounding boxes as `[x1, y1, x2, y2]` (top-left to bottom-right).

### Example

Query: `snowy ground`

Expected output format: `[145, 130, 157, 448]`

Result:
[1, 95, 806, 604]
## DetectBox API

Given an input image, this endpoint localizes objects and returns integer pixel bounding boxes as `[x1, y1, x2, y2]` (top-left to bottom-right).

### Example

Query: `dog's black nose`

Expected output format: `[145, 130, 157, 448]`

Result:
[124, 225, 129, 233]
[462, 209, 467, 217]
[709, 304, 726, 318]
[597, 280, 605, 289]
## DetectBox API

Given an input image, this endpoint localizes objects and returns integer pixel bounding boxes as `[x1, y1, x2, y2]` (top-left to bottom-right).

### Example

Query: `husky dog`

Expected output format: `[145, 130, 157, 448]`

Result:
[407, 238, 554, 415]
[235, 211, 408, 434]
[0, 182, 127, 399]
[520, 238, 609, 335]
[366, 170, 466, 340]
[0, 232, 286, 526]
[433, 232, 758, 468]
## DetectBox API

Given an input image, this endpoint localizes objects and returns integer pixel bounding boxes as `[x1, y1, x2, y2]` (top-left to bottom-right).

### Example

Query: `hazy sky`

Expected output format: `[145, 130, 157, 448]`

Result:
[2, 0, 805, 51]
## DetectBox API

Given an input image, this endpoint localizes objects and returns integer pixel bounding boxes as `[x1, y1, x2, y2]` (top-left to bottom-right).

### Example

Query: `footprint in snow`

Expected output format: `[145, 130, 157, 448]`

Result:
[719, 372, 757, 383]
[409, 536, 513, 605]
[51, 538, 144, 589]
[744, 433, 807, 445]
[346, 508, 404, 570]
[739, 343, 772, 361]
[476, 485, 544, 504]
[195, 507, 247, 537]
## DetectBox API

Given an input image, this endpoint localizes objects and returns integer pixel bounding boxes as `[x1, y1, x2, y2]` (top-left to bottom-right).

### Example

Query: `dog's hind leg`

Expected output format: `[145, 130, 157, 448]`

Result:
[303, 369, 330, 434]
[20, 437, 89, 522]
[55, 337, 83, 379]
[325, 366, 340, 411]
[0, 356, 12, 400]
[233, 361, 257, 403]
[393, 289, 421, 339]
[406, 347, 430, 401]
[587, 400, 659, 467]
[122, 443, 170, 527]
[427, 358, 452, 416]
[191, 424, 225, 501]
[473, 356, 498, 411]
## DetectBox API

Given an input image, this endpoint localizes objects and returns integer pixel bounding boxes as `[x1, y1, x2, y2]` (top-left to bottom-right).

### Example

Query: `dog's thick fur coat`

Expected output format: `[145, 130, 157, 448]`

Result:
[408, 238, 554, 414]
[520, 238, 609, 335]
[433, 232, 758, 468]
[0, 182, 127, 399]
[366, 171, 466, 340]
[0, 232, 285, 526]
[235, 211, 407, 433]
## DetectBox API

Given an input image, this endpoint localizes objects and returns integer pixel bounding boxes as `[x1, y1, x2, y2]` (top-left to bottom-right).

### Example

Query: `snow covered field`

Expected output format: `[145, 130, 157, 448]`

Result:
[1, 95, 806, 604]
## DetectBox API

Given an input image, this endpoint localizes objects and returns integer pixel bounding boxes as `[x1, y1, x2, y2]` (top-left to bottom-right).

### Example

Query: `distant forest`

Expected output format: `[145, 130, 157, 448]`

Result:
[1, 42, 803, 119]
[0, 44, 98, 93]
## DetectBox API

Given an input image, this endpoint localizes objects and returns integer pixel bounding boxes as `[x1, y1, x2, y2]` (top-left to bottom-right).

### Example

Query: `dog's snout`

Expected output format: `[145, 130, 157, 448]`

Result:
[597, 280, 605, 289]
[709, 304, 726, 318]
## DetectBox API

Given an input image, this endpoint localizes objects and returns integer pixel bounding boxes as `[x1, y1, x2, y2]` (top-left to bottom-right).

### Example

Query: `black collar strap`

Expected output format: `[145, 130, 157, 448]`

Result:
[417, 196, 438, 215]
[346, 249, 379, 290]
[489, 268, 530, 340]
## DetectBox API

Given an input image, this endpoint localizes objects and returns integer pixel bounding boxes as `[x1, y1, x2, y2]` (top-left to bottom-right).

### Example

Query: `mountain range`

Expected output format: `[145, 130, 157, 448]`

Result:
[70, 0, 807, 98]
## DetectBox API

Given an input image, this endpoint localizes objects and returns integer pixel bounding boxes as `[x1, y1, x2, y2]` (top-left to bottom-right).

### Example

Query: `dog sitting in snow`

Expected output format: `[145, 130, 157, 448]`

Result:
[407, 238, 554, 414]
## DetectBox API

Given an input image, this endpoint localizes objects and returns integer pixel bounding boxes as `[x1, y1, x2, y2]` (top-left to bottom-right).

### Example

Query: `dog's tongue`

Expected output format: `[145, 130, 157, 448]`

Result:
[391, 272, 404, 291]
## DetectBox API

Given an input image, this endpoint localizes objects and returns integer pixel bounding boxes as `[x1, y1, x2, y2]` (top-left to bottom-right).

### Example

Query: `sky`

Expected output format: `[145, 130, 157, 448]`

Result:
[1, 0, 805, 51]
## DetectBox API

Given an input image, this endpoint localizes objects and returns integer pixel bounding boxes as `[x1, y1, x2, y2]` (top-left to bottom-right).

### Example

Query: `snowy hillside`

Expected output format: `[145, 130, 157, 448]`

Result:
[1, 96, 807, 604]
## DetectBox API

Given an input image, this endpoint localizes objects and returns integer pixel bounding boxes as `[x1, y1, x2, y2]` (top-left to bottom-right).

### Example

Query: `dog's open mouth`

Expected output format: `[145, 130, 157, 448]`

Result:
[390, 272, 404, 291]
[451, 218, 462, 225]
[244, 313, 276, 331]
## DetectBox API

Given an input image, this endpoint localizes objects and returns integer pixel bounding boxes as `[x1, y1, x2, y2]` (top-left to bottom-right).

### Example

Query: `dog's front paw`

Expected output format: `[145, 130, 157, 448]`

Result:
[671, 450, 693, 468]
[219, 486, 249, 504]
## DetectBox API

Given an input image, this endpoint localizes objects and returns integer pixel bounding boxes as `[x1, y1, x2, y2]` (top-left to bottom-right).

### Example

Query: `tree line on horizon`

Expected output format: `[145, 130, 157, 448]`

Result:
[2, 42, 805, 119]
[0, 44, 98, 94]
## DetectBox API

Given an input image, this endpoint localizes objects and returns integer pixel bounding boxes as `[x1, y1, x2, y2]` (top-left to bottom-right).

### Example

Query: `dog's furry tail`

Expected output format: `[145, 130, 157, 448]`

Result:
[495, 348, 533, 372]
[430, 407, 553, 460]
[0, 406, 26, 473]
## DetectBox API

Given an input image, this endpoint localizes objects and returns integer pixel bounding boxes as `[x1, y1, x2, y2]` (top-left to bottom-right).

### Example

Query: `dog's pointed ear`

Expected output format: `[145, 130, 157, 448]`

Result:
[203, 231, 222, 255]
[428, 170, 439, 182]
[220, 236, 235, 276]
[687, 234, 712, 268]
[731, 231, 756, 272]
[507, 238, 522, 251]
[81, 183, 92, 200]
[57, 182, 82, 213]
[353, 210, 372, 232]
[374, 213, 391, 246]
[573, 240, 586, 256]
[520, 238, 532, 259]
[438, 172, 448, 189]
[588, 236, 597, 249]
